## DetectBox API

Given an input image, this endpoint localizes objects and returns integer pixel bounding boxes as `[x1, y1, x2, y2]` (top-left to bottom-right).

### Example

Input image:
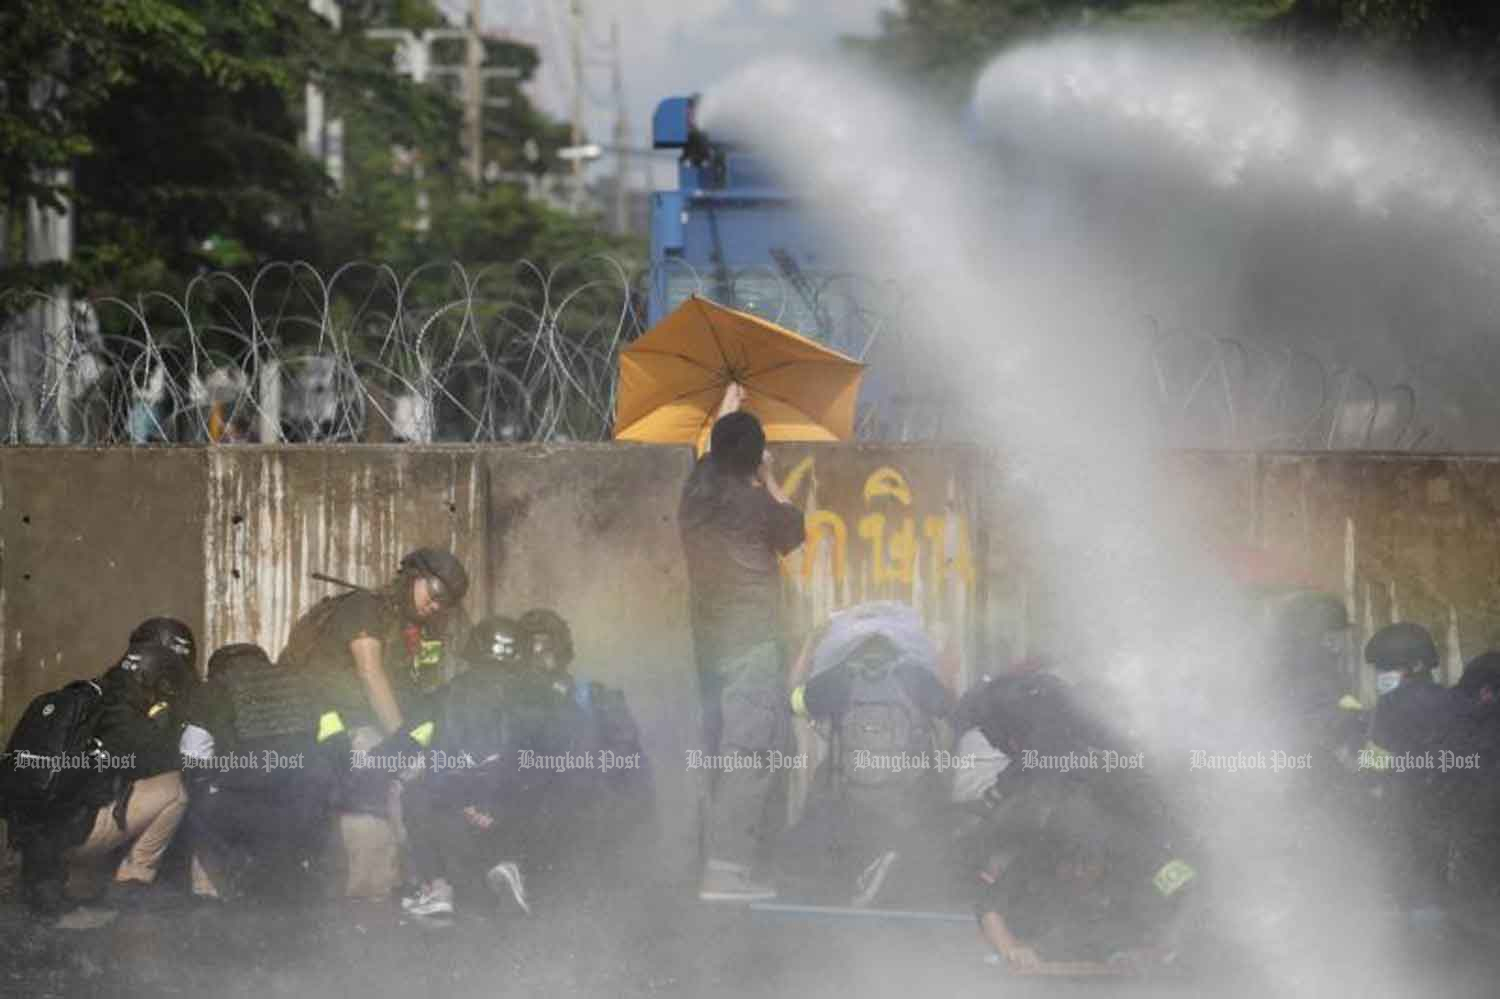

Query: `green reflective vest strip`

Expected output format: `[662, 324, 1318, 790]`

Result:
[790, 685, 807, 718]
[317, 711, 346, 743]
[1152, 859, 1197, 898]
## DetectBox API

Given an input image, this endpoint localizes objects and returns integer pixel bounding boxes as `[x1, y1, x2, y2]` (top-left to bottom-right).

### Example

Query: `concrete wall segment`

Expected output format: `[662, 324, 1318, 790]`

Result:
[13, 444, 1500, 849]
[0, 448, 208, 729]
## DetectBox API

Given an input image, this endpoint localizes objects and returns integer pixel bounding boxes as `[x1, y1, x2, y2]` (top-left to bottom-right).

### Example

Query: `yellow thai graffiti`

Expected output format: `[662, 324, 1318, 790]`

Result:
[780, 459, 975, 588]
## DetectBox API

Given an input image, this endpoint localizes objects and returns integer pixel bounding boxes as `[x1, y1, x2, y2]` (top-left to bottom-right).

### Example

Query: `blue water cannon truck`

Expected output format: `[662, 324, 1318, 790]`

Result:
[648, 95, 950, 439]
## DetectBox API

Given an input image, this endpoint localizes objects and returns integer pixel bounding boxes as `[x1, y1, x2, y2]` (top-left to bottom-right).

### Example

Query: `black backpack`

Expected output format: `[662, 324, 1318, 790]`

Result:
[0, 679, 106, 816]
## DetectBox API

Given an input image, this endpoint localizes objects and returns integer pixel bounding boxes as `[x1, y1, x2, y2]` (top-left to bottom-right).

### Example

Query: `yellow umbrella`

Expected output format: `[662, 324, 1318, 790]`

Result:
[614, 295, 865, 450]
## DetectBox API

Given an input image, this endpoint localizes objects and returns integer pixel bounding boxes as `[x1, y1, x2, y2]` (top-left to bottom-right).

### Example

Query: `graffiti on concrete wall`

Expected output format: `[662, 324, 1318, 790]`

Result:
[772, 450, 983, 701]
[778, 457, 976, 591]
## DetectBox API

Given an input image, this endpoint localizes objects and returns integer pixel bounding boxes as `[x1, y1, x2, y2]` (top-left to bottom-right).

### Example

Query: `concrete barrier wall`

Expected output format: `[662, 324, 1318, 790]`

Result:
[204, 447, 489, 658]
[0, 443, 988, 869]
[9, 445, 1500, 861]
[0, 450, 209, 724]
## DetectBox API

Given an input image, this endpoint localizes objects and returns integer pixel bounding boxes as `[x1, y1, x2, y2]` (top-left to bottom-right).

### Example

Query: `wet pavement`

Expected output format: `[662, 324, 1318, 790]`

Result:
[6, 864, 1500, 999]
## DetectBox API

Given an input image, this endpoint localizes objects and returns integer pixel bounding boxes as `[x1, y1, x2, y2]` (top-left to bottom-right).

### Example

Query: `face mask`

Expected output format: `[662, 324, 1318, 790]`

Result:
[1376, 670, 1403, 697]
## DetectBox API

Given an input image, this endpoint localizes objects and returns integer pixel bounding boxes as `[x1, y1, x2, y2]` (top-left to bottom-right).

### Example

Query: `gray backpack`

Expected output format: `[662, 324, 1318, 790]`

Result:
[811, 603, 941, 792]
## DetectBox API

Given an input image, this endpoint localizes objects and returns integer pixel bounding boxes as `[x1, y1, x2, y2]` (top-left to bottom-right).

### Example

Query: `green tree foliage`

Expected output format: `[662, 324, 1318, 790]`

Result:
[847, 1, 1290, 100]
[2, 0, 637, 309]
[1266, 1, 1500, 97]
[850, 0, 1500, 104]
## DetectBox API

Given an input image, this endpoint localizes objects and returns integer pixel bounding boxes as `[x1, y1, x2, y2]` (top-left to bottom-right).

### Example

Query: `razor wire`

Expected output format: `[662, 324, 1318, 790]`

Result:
[0, 257, 645, 446]
[1142, 324, 1437, 452]
[0, 258, 1443, 450]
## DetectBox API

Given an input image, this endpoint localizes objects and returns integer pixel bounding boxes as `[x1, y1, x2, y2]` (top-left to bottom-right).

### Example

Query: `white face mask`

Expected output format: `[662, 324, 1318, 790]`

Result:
[1376, 670, 1403, 697]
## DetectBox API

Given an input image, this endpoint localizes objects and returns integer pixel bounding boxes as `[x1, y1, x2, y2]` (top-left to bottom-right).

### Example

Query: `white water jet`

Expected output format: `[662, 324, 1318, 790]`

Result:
[696, 28, 1497, 993]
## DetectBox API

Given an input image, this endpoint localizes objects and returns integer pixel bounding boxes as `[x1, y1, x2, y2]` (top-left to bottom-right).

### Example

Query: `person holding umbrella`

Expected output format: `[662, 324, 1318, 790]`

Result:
[680, 384, 806, 902]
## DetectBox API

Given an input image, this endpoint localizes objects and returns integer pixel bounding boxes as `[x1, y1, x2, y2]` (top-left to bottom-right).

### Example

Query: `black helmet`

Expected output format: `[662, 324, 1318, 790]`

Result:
[1459, 652, 1500, 698]
[518, 608, 574, 670]
[1277, 591, 1350, 639]
[129, 617, 196, 671]
[206, 642, 273, 677]
[464, 616, 524, 669]
[1364, 623, 1439, 672]
[114, 641, 187, 701]
[979, 673, 1083, 756]
[399, 548, 470, 606]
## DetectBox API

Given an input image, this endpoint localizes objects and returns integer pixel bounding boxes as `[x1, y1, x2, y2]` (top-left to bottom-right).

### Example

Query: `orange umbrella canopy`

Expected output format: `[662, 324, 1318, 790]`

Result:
[614, 296, 865, 448]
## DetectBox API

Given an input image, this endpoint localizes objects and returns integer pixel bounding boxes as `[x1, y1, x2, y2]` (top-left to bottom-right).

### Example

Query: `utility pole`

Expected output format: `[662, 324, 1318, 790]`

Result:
[465, 0, 485, 184]
[370, 17, 518, 192]
[610, 20, 629, 235]
[26, 171, 72, 442]
[307, 0, 344, 187]
[569, 0, 585, 211]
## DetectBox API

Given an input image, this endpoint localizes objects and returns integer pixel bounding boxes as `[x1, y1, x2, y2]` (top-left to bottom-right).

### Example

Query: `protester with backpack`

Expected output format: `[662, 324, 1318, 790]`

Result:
[779, 602, 953, 907]
[511, 608, 657, 899]
[278, 548, 470, 740]
[3, 639, 190, 916]
[966, 673, 1198, 973]
[179, 643, 340, 901]
[398, 616, 531, 918]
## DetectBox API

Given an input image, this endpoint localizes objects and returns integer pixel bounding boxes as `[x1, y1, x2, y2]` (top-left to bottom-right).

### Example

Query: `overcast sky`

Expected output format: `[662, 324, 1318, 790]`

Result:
[478, 0, 898, 186]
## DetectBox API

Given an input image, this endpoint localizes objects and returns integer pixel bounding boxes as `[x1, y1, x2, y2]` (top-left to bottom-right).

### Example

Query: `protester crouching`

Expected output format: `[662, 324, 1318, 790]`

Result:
[180, 643, 338, 902]
[8, 641, 190, 917]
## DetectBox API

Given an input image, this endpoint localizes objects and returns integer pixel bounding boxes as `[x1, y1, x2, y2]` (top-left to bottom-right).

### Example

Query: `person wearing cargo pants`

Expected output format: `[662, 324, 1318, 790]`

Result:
[702, 640, 792, 893]
[66, 771, 189, 886]
[680, 395, 806, 903]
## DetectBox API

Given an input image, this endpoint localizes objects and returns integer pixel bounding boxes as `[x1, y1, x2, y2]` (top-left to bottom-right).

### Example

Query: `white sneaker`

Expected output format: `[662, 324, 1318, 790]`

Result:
[401, 881, 454, 917]
[698, 860, 777, 903]
[851, 850, 899, 908]
[486, 861, 531, 914]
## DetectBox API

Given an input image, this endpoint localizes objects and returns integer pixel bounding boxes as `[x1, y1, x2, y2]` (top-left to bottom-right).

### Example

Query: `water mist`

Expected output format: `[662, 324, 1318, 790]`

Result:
[699, 27, 1500, 995]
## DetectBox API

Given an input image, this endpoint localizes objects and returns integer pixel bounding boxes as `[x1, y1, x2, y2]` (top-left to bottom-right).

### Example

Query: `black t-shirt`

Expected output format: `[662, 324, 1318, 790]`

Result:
[1372, 676, 1460, 759]
[980, 782, 1193, 959]
[678, 456, 805, 668]
[287, 589, 433, 728]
